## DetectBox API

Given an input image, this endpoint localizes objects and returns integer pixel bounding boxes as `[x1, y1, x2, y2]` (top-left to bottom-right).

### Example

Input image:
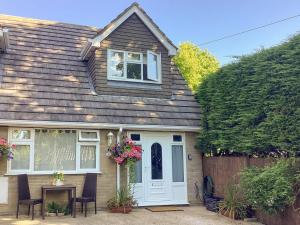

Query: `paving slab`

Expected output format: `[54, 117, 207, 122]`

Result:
[0, 206, 263, 225]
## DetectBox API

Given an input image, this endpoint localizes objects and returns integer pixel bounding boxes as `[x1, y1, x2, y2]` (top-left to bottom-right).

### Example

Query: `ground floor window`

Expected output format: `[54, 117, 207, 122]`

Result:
[8, 128, 100, 174]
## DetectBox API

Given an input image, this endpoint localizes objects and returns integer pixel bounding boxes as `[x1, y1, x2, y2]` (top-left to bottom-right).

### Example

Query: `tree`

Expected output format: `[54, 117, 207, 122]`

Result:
[173, 42, 220, 92]
[197, 34, 300, 156]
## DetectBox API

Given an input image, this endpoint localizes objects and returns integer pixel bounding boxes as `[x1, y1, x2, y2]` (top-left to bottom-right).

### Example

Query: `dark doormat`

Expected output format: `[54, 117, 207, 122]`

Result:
[146, 206, 184, 212]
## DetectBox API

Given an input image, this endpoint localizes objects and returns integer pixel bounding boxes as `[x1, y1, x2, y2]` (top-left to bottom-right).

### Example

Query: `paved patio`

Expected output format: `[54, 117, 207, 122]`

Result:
[0, 206, 262, 225]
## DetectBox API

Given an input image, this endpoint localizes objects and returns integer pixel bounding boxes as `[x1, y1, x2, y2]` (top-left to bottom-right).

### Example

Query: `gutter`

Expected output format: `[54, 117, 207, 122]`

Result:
[0, 119, 200, 132]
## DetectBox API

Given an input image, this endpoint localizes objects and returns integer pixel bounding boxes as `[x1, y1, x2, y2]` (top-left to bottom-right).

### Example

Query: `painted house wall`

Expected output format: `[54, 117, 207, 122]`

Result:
[88, 13, 173, 99]
[0, 127, 202, 215]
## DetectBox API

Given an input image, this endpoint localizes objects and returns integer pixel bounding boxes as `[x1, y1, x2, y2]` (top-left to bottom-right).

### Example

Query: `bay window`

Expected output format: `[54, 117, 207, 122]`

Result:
[8, 128, 100, 174]
[108, 49, 161, 83]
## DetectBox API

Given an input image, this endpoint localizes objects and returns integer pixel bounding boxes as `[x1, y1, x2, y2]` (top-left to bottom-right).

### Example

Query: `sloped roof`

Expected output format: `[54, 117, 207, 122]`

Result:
[81, 3, 177, 60]
[0, 13, 200, 130]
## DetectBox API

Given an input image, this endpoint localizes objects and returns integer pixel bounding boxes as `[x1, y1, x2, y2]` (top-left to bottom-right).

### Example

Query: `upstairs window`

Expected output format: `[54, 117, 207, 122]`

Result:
[108, 49, 161, 83]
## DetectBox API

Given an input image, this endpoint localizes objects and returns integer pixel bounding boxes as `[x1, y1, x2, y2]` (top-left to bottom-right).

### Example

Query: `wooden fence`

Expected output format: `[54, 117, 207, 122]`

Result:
[202, 156, 299, 225]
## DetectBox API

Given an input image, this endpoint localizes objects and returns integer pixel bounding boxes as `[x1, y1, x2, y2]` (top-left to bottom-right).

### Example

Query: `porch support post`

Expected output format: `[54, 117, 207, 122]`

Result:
[116, 127, 123, 191]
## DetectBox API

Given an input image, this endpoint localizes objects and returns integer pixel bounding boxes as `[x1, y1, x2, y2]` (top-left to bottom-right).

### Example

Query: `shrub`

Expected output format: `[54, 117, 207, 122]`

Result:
[240, 158, 300, 214]
[197, 34, 300, 156]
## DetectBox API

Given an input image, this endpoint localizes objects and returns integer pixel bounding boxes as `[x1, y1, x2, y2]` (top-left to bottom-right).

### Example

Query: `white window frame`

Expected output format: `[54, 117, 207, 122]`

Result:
[77, 142, 100, 172]
[171, 133, 186, 184]
[107, 49, 161, 84]
[7, 128, 101, 175]
[78, 130, 100, 142]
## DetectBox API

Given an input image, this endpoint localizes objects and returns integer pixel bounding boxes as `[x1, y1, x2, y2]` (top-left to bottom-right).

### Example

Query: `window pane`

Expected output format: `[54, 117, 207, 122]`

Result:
[12, 130, 31, 140]
[127, 63, 141, 79]
[111, 51, 124, 61]
[110, 61, 124, 77]
[172, 145, 184, 182]
[173, 135, 182, 142]
[11, 145, 30, 170]
[80, 145, 96, 169]
[130, 134, 140, 141]
[147, 53, 158, 81]
[127, 52, 140, 61]
[81, 131, 98, 140]
[34, 129, 76, 171]
[151, 143, 162, 180]
[143, 54, 148, 80]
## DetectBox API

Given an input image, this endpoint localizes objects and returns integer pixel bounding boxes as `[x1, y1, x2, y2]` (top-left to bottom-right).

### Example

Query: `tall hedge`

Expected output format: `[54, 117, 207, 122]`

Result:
[197, 34, 300, 156]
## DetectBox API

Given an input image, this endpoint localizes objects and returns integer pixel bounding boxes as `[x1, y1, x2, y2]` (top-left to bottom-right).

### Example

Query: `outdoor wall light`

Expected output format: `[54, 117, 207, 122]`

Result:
[107, 131, 114, 146]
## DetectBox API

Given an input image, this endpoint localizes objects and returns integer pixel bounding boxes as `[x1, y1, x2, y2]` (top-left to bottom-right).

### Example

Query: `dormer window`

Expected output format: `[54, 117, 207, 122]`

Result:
[107, 49, 161, 83]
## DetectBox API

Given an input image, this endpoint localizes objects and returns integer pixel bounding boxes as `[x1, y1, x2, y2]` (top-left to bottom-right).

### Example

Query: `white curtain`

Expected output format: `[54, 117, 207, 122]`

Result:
[34, 129, 76, 171]
[172, 145, 184, 182]
[11, 145, 30, 170]
[80, 145, 96, 169]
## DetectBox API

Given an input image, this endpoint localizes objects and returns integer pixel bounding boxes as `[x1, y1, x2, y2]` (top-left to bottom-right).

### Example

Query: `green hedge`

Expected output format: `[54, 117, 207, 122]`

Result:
[197, 34, 300, 156]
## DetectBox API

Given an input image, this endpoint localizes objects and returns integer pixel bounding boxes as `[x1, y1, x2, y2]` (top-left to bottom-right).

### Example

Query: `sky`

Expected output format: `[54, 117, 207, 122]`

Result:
[0, 0, 300, 64]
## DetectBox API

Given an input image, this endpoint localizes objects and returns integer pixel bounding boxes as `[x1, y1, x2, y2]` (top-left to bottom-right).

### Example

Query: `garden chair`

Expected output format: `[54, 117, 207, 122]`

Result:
[73, 173, 97, 217]
[16, 174, 43, 220]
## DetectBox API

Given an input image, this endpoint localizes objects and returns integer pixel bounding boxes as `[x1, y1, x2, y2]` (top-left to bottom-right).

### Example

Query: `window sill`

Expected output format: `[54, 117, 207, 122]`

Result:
[108, 77, 161, 85]
[107, 80, 162, 90]
[5, 171, 103, 176]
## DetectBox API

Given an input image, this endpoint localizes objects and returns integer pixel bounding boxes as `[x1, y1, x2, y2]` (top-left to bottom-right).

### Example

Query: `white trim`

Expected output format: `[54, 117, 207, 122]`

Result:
[78, 130, 100, 142]
[107, 49, 162, 84]
[147, 50, 161, 83]
[0, 119, 200, 132]
[81, 4, 177, 60]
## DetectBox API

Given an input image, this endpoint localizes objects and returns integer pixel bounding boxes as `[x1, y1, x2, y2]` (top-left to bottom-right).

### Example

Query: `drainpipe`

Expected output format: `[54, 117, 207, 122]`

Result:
[116, 127, 123, 192]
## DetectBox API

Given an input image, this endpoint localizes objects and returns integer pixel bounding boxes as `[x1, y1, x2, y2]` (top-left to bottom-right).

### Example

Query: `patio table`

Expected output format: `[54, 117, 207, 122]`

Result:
[41, 185, 76, 219]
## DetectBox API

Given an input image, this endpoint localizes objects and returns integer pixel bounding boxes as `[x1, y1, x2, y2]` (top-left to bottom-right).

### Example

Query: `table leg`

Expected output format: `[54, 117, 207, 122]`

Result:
[42, 189, 45, 220]
[73, 187, 76, 218]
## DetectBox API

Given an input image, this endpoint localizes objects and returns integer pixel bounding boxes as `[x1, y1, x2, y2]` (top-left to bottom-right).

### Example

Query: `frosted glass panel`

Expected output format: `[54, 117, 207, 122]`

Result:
[80, 145, 96, 169]
[34, 129, 76, 171]
[81, 131, 98, 139]
[172, 145, 184, 182]
[12, 130, 31, 140]
[11, 145, 30, 170]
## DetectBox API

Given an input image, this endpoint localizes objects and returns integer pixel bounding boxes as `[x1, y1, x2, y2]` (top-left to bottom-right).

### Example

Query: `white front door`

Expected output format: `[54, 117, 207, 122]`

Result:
[129, 132, 188, 206]
[143, 133, 171, 204]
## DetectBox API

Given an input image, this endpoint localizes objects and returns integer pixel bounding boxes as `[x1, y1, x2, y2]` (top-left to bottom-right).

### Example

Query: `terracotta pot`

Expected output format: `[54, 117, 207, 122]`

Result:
[110, 206, 132, 214]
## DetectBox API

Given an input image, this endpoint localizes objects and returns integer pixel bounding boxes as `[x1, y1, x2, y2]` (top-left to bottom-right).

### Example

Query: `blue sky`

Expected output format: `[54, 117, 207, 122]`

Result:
[1, 0, 300, 64]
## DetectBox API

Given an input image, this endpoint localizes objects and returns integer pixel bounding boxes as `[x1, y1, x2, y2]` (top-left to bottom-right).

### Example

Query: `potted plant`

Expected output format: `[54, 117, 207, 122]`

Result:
[106, 137, 142, 167]
[52, 171, 64, 186]
[0, 138, 15, 161]
[218, 182, 248, 220]
[107, 186, 137, 213]
[47, 202, 68, 216]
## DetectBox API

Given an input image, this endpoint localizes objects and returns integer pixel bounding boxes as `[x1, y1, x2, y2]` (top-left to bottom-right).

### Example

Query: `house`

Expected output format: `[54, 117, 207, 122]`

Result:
[0, 2, 202, 213]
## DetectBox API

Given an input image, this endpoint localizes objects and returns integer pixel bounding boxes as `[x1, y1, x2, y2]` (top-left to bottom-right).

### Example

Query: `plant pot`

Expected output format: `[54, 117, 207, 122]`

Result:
[53, 180, 64, 186]
[110, 206, 132, 214]
[46, 212, 57, 217]
[57, 212, 65, 217]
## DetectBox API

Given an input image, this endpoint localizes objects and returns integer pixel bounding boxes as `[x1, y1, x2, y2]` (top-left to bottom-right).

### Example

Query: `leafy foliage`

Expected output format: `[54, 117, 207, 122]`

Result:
[173, 42, 220, 92]
[197, 34, 300, 156]
[240, 158, 300, 215]
[219, 182, 248, 220]
[107, 186, 137, 209]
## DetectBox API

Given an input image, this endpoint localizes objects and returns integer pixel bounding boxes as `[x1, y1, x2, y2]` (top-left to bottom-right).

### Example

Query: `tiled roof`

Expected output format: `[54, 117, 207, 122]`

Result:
[0, 14, 200, 128]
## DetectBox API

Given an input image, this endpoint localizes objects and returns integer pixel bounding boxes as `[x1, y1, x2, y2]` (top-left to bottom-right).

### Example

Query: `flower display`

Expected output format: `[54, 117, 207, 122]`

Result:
[107, 137, 142, 166]
[0, 138, 15, 160]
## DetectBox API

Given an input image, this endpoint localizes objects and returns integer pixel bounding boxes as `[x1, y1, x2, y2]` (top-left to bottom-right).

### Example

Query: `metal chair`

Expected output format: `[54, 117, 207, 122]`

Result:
[16, 174, 43, 220]
[73, 173, 97, 217]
